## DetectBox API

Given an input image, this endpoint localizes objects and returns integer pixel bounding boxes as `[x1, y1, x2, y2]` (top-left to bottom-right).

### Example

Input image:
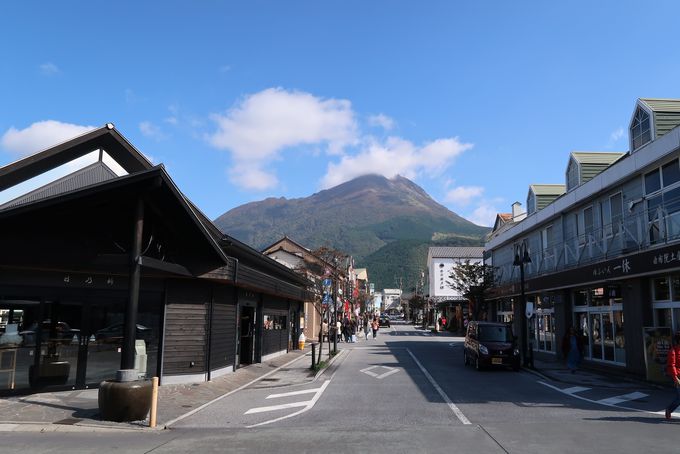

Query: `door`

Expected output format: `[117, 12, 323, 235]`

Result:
[239, 306, 255, 365]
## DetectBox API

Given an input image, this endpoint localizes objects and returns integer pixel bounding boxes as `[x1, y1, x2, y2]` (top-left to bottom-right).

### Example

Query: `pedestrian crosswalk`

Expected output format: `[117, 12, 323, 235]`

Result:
[539, 381, 654, 413]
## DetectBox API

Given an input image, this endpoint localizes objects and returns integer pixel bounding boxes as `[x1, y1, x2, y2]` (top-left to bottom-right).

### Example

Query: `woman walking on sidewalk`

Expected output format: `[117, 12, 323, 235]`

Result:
[562, 327, 583, 374]
[665, 331, 680, 419]
[371, 317, 379, 339]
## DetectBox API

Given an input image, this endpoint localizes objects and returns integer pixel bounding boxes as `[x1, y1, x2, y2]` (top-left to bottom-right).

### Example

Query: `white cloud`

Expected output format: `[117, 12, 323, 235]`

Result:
[228, 165, 279, 191]
[610, 127, 624, 142]
[445, 186, 484, 206]
[605, 126, 625, 149]
[1, 120, 96, 156]
[320, 136, 472, 189]
[467, 202, 499, 227]
[39, 62, 60, 75]
[139, 121, 166, 140]
[368, 113, 395, 130]
[208, 87, 358, 190]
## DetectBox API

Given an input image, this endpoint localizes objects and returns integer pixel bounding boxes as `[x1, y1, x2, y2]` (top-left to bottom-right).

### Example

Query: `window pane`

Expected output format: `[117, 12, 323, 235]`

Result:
[613, 310, 626, 363]
[646, 169, 661, 194]
[672, 275, 680, 300]
[574, 290, 588, 306]
[665, 186, 680, 214]
[654, 277, 670, 300]
[663, 160, 680, 187]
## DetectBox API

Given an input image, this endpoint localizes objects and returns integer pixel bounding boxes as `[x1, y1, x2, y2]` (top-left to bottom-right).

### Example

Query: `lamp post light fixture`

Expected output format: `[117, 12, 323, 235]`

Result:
[513, 240, 533, 368]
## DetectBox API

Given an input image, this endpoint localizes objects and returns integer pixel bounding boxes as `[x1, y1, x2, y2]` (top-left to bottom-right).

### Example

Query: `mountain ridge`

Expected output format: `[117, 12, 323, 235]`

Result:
[214, 174, 490, 289]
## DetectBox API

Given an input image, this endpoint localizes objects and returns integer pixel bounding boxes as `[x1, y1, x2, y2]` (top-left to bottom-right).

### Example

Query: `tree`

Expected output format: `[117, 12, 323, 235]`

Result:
[294, 245, 348, 365]
[447, 260, 494, 321]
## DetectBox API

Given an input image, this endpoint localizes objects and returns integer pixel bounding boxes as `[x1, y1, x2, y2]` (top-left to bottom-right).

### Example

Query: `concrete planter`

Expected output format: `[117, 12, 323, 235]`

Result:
[98, 379, 152, 422]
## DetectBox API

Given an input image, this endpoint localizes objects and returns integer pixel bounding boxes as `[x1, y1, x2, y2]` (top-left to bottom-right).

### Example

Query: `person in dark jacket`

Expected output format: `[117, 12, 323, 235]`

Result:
[665, 331, 680, 419]
[562, 327, 584, 373]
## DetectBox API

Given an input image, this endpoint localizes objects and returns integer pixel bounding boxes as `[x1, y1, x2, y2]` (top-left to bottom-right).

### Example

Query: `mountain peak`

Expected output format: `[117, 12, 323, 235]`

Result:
[214, 173, 489, 289]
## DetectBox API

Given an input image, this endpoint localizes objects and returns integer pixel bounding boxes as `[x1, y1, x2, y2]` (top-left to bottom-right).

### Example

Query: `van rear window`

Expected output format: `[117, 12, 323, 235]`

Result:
[478, 326, 512, 342]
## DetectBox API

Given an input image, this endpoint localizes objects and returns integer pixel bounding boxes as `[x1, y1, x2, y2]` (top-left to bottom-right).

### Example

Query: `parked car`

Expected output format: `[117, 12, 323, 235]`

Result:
[463, 321, 520, 371]
[95, 323, 151, 343]
[20, 320, 80, 346]
[379, 315, 391, 328]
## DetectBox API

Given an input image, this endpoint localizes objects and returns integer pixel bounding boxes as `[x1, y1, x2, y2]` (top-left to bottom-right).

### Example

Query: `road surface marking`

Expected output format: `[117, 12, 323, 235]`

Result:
[562, 386, 590, 394]
[245, 401, 310, 414]
[406, 348, 471, 425]
[246, 379, 331, 427]
[538, 381, 668, 417]
[360, 365, 400, 379]
[266, 388, 321, 399]
[164, 351, 312, 428]
[597, 391, 648, 405]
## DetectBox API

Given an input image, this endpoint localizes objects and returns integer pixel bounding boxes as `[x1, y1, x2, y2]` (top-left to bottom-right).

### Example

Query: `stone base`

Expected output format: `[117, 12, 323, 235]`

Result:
[98, 379, 152, 422]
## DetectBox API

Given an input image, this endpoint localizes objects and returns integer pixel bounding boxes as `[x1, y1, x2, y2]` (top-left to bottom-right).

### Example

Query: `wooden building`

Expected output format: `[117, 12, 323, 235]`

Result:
[0, 125, 309, 395]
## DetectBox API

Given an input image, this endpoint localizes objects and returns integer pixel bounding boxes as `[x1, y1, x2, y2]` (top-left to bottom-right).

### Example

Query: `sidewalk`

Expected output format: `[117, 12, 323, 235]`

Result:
[526, 356, 663, 391]
[0, 346, 323, 432]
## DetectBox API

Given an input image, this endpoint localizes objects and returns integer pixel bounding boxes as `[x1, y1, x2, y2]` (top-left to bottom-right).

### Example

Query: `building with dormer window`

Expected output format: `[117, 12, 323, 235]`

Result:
[485, 97, 680, 381]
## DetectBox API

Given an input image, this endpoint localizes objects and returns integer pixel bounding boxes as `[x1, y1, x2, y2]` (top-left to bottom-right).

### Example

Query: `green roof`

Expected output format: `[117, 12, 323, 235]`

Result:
[571, 151, 625, 165]
[530, 184, 566, 196]
[639, 98, 680, 113]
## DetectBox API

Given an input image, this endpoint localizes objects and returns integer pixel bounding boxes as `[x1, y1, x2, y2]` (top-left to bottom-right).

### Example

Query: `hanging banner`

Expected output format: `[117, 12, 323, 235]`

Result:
[642, 327, 672, 383]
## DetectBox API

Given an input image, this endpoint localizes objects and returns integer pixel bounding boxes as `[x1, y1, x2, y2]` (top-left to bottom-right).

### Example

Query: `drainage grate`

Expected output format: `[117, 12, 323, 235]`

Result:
[54, 418, 83, 425]
[261, 378, 280, 382]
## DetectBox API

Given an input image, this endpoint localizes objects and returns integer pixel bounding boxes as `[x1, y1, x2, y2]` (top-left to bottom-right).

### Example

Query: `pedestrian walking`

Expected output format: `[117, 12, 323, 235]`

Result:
[561, 327, 583, 373]
[371, 317, 379, 339]
[665, 331, 680, 419]
[363, 316, 369, 340]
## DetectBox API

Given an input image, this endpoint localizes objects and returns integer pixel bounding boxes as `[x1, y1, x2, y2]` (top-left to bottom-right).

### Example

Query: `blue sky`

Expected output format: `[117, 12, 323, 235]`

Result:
[3, 1, 680, 227]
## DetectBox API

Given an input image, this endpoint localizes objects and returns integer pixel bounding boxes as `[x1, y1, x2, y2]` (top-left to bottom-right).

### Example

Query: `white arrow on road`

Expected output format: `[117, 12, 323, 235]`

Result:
[245, 380, 330, 428]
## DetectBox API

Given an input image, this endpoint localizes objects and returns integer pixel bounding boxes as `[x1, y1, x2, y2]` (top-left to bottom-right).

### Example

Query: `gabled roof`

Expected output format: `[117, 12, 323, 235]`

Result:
[529, 184, 566, 196]
[427, 247, 484, 260]
[0, 124, 153, 192]
[570, 151, 626, 165]
[355, 268, 368, 280]
[638, 98, 680, 113]
[0, 165, 229, 276]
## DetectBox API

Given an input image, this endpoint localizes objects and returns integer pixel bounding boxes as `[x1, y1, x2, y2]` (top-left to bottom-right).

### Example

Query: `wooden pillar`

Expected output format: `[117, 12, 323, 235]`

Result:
[121, 198, 144, 372]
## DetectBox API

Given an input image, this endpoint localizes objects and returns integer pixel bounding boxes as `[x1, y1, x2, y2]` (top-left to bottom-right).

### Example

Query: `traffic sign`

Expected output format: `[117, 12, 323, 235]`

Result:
[322, 278, 332, 288]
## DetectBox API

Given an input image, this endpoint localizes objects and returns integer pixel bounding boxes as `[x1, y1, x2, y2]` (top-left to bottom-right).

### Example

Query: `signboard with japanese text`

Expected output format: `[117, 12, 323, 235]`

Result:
[642, 327, 672, 383]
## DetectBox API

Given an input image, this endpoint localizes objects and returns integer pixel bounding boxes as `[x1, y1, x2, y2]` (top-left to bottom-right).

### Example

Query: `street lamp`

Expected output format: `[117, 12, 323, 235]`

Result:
[513, 240, 533, 368]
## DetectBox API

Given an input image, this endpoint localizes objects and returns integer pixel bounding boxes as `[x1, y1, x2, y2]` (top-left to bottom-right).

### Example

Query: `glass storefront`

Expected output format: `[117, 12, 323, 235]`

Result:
[652, 274, 680, 333]
[0, 290, 161, 395]
[495, 299, 514, 323]
[532, 295, 556, 353]
[572, 285, 625, 365]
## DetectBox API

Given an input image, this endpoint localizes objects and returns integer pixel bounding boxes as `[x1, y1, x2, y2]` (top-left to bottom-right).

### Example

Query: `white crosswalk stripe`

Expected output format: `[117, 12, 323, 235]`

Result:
[562, 386, 590, 394]
[596, 392, 648, 405]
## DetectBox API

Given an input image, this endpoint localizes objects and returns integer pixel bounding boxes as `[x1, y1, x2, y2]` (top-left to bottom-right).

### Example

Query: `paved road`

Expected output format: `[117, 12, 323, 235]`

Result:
[3, 321, 680, 453]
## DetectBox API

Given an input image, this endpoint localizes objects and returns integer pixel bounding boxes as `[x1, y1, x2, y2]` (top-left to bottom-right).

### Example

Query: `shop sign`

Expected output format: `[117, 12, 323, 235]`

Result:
[642, 326, 672, 383]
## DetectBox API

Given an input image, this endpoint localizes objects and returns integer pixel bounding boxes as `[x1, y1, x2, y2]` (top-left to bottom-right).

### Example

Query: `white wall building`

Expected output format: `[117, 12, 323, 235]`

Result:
[382, 288, 402, 312]
[427, 247, 485, 302]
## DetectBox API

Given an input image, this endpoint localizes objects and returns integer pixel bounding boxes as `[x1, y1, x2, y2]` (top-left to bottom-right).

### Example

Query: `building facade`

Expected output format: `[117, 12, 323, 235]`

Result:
[0, 126, 308, 395]
[486, 98, 680, 381]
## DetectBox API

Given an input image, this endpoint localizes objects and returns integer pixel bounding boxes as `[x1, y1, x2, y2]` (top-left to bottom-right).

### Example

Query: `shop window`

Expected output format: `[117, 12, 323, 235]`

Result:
[573, 290, 588, 306]
[654, 277, 671, 301]
[263, 314, 286, 330]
